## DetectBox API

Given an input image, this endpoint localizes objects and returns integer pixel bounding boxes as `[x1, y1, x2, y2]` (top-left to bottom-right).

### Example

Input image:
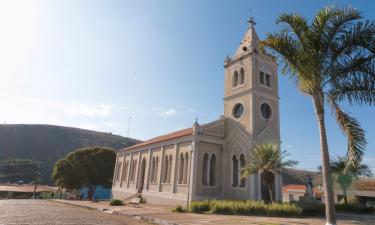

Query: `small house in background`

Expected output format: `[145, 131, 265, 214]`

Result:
[282, 184, 322, 202]
[0, 184, 59, 199]
[334, 178, 375, 206]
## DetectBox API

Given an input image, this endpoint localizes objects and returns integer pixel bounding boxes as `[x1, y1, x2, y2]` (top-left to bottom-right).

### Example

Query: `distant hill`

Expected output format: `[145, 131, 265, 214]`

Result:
[0, 124, 140, 184]
[282, 167, 322, 186]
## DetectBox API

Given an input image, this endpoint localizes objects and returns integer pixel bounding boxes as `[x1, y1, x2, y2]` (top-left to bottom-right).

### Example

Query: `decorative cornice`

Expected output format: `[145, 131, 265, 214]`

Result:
[223, 89, 279, 101]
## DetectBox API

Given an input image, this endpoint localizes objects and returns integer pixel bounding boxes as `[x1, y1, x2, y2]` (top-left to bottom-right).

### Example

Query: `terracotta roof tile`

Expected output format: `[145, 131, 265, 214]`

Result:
[283, 184, 321, 196]
[0, 184, 58, 193]
[356, 179, 375, 191]
[125, 127, 193, 150]
[283, 185, 306, 191]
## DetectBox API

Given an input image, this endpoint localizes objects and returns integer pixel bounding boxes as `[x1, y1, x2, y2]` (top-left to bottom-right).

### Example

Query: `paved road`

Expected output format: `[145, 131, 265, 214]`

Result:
[0, 200, 151, 225]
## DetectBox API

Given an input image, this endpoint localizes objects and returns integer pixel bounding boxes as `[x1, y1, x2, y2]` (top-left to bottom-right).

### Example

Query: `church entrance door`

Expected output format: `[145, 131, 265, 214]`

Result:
[138, 158, 146, 193]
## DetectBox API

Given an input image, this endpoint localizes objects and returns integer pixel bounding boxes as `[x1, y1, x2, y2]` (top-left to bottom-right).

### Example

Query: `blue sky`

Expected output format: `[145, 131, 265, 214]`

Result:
[0, 0, 374, 172]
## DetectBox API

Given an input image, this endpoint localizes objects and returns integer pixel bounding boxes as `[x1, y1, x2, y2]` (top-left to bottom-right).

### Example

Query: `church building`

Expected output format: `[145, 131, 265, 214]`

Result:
[112, 19, 282, 206]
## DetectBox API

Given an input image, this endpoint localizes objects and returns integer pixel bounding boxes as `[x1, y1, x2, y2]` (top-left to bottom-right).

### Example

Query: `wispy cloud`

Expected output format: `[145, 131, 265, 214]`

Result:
[188, 108, 195, 113]
[160, 109, 177, 116]
[152, 107, 178, 117]
[0, 95, 113, 124]
[61, 103, 112, 117]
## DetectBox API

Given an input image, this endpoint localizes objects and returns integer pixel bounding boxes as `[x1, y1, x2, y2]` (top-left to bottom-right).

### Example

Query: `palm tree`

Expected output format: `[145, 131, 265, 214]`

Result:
[241, 143, 297, 203]
[261, 6, 375, 224]
[328, 156, 373, 204]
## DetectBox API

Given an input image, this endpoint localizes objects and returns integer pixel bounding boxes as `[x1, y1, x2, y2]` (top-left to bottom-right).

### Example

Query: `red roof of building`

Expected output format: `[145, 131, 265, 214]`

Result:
[0, 184, 58, 193]
[283, 184, 321, 197]
[283, 185, 306, 192]
[125, 127, 193, 150]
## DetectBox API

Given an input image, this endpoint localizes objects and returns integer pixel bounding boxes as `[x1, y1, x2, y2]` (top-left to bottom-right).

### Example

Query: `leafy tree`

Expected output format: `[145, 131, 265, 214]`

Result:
[0, 158, 41, 183]
[327, 156, 373, 204]
[241, 143, 297, 202]
[52, 147, 116, 200]
[261, 6, 375, 224]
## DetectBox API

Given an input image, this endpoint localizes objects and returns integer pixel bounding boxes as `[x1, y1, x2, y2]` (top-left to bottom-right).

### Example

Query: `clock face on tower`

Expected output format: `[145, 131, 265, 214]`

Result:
[232, 103, 244, 119]
[260, 103, 272, 120]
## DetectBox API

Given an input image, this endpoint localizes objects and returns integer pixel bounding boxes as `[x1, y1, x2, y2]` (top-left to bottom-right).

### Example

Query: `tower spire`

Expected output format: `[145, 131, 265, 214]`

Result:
[247, 9, 256, 27]
[248, 16, 256, 28]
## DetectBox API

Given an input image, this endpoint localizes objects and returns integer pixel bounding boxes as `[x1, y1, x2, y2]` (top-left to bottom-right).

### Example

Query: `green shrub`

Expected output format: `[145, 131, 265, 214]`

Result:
[139, 196, 146, 204]
[110, 199, 123, 206]
[295, 200, 325, 216]
[189, 200, 211, 213]
[335, 203, 375, 214]
[267, 202, 302, 217]
[171, 205, 186, 213]
[190, 200, 302, 217]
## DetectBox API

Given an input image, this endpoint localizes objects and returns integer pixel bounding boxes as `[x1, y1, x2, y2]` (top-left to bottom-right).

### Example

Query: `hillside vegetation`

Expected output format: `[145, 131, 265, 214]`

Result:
[0, 124, 140, 184]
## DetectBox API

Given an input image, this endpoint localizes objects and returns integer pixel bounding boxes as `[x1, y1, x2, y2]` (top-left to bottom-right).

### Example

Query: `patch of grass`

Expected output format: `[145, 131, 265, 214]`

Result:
[295, 200, 325, 216]
[139, 195, 147, 204]
[109, 199, 123, 206]
[335, 203, 375, 214]
[295, 201, 375, 215]
[189, 200, 211, 213]
[171, 205, 186, 213]
[188, 200, 302, 217]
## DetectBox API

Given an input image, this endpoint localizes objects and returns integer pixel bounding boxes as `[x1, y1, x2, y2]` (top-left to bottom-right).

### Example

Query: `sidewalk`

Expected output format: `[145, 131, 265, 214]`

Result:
[53, 200, 375, 225]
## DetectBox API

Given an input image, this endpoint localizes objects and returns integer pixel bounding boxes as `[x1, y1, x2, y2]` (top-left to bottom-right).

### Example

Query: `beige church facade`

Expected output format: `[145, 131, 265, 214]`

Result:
[112, 20, 282, 206]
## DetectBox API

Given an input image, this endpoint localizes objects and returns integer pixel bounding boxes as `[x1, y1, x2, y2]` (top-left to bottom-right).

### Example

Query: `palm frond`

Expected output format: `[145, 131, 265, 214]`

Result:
[276, 13, 309, 49]
[330, 73, 375, 106]
[328, 156, 373, 177]
[241, 144, 297, 178]
[261, 32, 315, 93]
[324, 19, 375, 78]
[310, 6, 342, 52]
[328, 98, 366, 169]
[321, 6, 361, 52]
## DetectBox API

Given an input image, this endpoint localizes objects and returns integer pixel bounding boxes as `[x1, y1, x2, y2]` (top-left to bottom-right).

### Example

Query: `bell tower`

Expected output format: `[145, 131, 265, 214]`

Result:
[223, 18, 280, 142]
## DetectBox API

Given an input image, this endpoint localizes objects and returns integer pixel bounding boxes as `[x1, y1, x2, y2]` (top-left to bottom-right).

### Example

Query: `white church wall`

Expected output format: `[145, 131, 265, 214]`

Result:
[194, 141, 222, 198]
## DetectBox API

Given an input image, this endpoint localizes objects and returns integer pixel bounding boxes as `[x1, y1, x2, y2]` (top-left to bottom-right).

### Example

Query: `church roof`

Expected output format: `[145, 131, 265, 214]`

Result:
[234, 23, 260, 58]
[125, 127, 193, 150]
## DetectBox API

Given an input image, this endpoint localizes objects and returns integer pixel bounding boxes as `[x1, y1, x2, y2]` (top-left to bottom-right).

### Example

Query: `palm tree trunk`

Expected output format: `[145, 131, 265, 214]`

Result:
[343, 188, 348, 204]
[268, 185, 274, 203]
[313, 95, 337, 225]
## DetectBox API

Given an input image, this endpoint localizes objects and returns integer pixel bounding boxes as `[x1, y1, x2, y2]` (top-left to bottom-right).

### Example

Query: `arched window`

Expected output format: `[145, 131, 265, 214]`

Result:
[202, 153, 209, 185]
[163, 155, 169, 183]
[178, 153, 184, 184]
[133, 159, 137, 181]
[121, 160, 128, 183]
[129, 160, 133, 181]
[232, 155, 238, 187]
[130, 160, 133, 181]
[183, 152, 189, 184]
[154, 157, 159, 183]
[239, 68, 245, 84]
[150, 157, 155, 182]
[209, 154, 216, 186]
[167, 155, 173, 183]
[132, 159, 136, 181]
[115, 162, 122, 182]
[232, 71, 239, 87]
[129, 159, 136, 181]
[240, 154, 246, 187]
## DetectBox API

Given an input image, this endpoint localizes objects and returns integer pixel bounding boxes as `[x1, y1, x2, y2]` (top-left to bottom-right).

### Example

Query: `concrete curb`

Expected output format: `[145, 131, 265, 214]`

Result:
[51, 200, 178, 225]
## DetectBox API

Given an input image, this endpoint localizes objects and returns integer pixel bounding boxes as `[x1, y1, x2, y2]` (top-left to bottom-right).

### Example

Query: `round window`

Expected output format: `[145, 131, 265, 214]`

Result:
[260, 103, 272, 120]
[232, 103, 244, 119]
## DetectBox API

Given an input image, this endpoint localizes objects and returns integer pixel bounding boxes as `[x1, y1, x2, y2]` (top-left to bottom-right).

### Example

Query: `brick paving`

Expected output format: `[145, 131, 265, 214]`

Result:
[0, 199, 151, 225]
[55, 200, 375, 225]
